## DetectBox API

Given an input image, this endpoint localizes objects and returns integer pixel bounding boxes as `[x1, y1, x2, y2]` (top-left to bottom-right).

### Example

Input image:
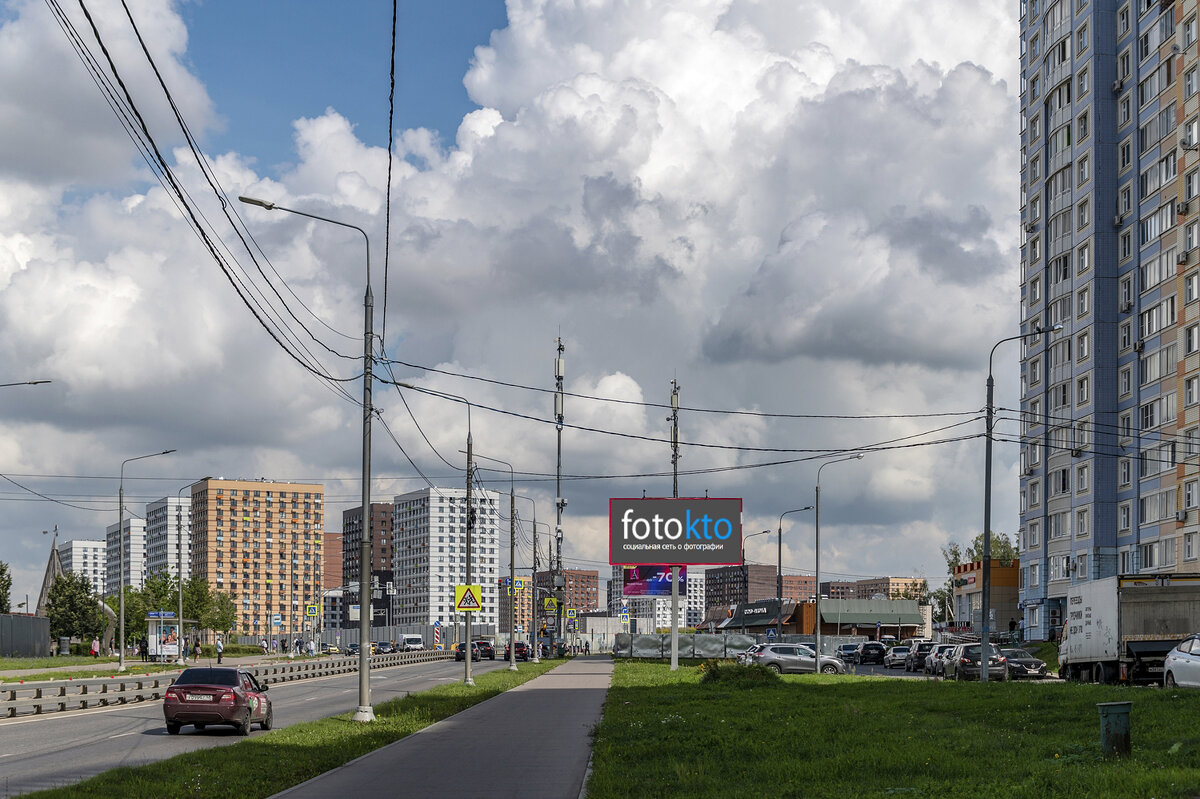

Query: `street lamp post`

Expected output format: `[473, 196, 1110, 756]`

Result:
[815, 454, 863, 662]
[982, 324, 1061, 683]
[527, 519, 549, 663]
[477, 453, 519, 672]
[239, 195, 375, 719]
[741, 529, 771, 634]
[776, 506, 814, 639]
[118, 449, 175, 673]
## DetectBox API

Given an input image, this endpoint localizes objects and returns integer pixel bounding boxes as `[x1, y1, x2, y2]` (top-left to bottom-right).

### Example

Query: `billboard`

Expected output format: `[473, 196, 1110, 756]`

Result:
[609, 497, 742, 566]
[622, 565, 687, 596]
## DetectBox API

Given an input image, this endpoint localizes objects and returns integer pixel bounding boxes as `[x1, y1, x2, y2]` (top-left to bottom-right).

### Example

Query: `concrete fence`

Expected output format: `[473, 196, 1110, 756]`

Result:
[2, 649, 453, 719]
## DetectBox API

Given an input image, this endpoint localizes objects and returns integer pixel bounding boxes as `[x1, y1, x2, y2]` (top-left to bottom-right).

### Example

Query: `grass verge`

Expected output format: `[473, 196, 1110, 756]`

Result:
[23, 659, 562, 798]
[586, 660, 1200, 799]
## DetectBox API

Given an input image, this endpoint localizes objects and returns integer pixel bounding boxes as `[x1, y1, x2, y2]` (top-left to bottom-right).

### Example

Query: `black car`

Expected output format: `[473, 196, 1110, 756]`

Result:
[904, 641, 936, 672]
[1002, 648, 1048, 679]
[455, 642, 481, 662]
[852, 642, 887, 665]
[473, 640, 496, 660]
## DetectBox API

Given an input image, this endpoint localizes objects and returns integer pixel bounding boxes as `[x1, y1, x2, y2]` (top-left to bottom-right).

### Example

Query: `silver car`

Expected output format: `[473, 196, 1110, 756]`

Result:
[748, 643, 847, 674]
[1164, 634, 1200, 688]
[883, 645, 910, 669]
[924, 644, 957, 675]
[737, 644, 767, 665]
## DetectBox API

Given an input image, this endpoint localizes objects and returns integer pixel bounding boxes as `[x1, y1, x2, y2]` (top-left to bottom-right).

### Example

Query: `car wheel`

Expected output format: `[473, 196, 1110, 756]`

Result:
[236, 709, 251, 736]
[166, 722, 181, 735]
[821, 664, 839, 674]
[260, 704, 273, 731]
[768, 664, 782, 674]
[955, 669, 963, 682]
[1167, 671, 1178, 688]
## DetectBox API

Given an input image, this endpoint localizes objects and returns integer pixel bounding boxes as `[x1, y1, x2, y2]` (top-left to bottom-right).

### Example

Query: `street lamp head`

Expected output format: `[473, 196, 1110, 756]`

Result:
[238, 195, 276, 210]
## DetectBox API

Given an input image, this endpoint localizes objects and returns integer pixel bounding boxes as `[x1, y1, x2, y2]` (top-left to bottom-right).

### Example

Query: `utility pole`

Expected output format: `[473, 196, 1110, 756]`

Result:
[464, 427, 475, 686]
[554, 339, 566, 655]
[668, 379, 681, 671]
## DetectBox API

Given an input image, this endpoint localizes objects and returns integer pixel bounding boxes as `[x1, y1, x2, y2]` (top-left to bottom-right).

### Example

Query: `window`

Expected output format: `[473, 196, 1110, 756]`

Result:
[1187, 15, 1199, 47]
[1077, 155, 1090, 186]
[1189, 222, 1200, 253]
[1121, 366, 1132, 396]
[1188, 67, 1199, 99]
[1030, 33, 1040, 59]
[1028, 522, 1041, 549]
[1077, 23, 1089, 54]
[1077, 553, 1089, 580]
[1077, 243, 1090, 274]
[1077, 375, 1090, 405]
[1077, 330, 1090, 360]
[1076, 509, 1090, 539]
[1121, 186, 1133, 214]
[1188, 273, 1200, 303]
[1121, 230, 1133, 260]
[1188, 376, 1199, 407]
[1077, 111, 1089, 142]
[1120, 95, 1132, 126]
[1120, 457, 1132, 485]
[1029, 562, 1041, 587]
[1029, 277, 1041, 304]
[1076, 287, 1090, 318]
[1187, 480, 1199, 509]
[1077, 199, 1090, 230]
[1029, 357, 1041, 385]
[1188, 324, 1199, 353]
[1031, 155, 1042, 181]
[1119, 6, 1130, 36]
[1077, 463, 1089, 493]
[1119, 502, 1132, 531]
[1120, 140, 1133, 172]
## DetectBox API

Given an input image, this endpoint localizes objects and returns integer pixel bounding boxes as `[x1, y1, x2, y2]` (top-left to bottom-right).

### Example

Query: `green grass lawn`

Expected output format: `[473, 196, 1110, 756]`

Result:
[21, 659, 562, 798]
[586, 660, 1200, 799]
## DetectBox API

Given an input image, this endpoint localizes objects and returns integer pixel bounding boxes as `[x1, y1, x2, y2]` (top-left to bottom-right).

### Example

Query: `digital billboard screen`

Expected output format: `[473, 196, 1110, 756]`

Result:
[622, 565, 687, 596]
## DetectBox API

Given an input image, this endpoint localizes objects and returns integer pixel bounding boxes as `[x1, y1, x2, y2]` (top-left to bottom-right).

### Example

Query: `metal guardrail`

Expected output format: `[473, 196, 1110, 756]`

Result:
[1, 649, 453, 719]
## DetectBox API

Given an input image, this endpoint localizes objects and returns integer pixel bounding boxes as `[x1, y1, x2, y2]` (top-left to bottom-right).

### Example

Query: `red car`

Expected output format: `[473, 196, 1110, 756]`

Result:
[164, 666, 272, 736]
[504, 641, 530, 661]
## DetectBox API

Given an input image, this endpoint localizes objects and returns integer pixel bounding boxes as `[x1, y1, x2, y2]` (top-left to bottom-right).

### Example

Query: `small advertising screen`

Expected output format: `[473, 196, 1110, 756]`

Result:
[622, 565, 687, 596]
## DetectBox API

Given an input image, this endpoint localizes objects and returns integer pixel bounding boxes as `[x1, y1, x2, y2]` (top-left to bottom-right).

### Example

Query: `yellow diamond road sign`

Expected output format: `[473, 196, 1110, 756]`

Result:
[455, 584, 483, 613]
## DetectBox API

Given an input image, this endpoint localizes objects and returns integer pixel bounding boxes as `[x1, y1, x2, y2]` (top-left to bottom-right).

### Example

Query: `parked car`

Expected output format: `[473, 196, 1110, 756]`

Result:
[455, 642, 481, 662]
[375, 641, 395, 654]
[1163, 634, 1200, 687]
[835, 643, 860, 662]
[924, 644, 957, 676]
[943, 643, 1007, 681]
[319, 642, 340, 655]
[1001, 648, 1048, 680]
[473, 640, 496, 660]
[163, 666, 271, 736]
[883, 645, 910, 669]
[749, 643, 847, 674]
[852, 642, 887, 665]
[504, 641, 530, 661]
[904, 641, 936, 672]
[737, 644, 767, 665]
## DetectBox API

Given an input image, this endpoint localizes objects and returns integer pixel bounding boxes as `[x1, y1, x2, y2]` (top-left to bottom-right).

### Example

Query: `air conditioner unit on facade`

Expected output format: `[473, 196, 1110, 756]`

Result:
[1120, 301, 1133, 313]
[1134, 340, 1145, 352]
[1178, 509, 1189, 522]
[1113, 214, 1124, 227]
[1071, 449, 1083, 457]
[1023, 467, 1035, 476]
[1181, 251, 1191, 265]
[1112, 79, 1124, 93]
[1179, 201, 1190, 215]
[1025, 221, 1036, 233]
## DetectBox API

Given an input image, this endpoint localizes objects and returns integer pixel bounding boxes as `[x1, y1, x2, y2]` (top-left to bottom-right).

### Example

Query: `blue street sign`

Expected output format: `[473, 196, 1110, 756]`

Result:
[765, 628, 777, 639]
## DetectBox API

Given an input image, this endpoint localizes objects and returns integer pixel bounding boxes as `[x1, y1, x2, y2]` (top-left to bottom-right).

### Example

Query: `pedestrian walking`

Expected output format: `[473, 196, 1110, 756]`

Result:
[91, 636, 99, 658]
[216, 636, 224, 664]
[261, 637, 268, 655]
[585, 640, 590, 655]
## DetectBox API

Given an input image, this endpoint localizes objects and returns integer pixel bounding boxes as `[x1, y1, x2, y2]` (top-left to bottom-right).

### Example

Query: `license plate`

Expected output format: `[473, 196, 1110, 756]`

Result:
[184, 694, 213, 701]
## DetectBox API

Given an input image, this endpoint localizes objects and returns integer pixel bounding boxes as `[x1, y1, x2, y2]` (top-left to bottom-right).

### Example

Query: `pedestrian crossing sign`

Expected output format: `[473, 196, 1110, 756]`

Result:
[567, 608, 577, 619]
[455, 584, 483, 612]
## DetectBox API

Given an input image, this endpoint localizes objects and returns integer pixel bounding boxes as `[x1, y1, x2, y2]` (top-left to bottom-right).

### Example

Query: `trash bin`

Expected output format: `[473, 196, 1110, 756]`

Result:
[58, 637, 71, 656]
[1097, 701, 1132, 756]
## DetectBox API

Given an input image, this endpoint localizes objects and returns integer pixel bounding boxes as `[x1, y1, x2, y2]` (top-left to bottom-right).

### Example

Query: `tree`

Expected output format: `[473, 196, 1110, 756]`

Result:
[183, 577, 213, 628]
[47, 571, 105, 641]
[928, 582, 954, 624]
[140, 571, 177, 615]
[0, 560, 11, 613]
[205, 590, 237, 635]
[899, 579, 928, 602]
[106, 586, 148, 647]
[941, 532, 1016, 574]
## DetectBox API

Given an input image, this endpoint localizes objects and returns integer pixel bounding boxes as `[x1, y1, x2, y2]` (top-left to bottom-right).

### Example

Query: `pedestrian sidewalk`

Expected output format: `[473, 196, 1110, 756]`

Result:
[273, 655, 615, 799]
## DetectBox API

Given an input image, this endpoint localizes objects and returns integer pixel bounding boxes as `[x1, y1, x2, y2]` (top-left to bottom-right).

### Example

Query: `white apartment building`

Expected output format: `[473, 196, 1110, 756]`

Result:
[144, 496, 191, 581]
[392, 486, 500, 631]
[58, 539, 106, 597]
[105, 516, 147, 596]
[609, 565, 706, 629]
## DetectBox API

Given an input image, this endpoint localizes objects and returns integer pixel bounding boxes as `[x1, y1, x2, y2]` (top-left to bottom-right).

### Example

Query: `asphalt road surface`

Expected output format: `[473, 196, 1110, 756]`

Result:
[0, 658, 511, 797]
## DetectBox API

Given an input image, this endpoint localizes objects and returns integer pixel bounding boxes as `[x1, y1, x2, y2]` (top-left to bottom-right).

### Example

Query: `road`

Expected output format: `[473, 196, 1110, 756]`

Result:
[0, 657, 512, 798]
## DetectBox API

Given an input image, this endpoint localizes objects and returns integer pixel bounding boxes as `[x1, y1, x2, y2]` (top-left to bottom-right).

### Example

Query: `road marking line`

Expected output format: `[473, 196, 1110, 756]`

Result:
[108, 731, 139, 739]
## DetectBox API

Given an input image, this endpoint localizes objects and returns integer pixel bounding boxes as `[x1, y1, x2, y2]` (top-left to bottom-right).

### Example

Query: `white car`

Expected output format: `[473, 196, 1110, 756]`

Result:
[883, 645, 910, 669]
[737, 644, 767, 665]
[1164, 634, 1200, 687]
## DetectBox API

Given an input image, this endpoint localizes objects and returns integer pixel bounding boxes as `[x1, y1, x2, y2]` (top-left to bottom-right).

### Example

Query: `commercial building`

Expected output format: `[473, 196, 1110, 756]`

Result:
[703, 564, 779, 608]
[188, 478, 325, 638]
[391, 486, 500, 631]
[144, 496, 191, 581]
[57, 539, 106, 597]
[1017, 0, 1200, 640]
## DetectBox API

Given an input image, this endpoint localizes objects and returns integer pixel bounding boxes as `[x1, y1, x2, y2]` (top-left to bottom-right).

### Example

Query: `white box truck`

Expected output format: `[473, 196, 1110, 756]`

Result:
[1059, 574, 1200, 683]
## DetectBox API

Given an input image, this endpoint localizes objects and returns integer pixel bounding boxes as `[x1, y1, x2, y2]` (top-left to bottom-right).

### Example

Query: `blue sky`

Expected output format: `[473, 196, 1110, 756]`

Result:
[179, 0, 507, 175]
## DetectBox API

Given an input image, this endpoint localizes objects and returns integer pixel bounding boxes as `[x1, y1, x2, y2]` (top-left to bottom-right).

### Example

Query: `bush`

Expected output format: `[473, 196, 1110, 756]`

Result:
[698, 658, 779, 686]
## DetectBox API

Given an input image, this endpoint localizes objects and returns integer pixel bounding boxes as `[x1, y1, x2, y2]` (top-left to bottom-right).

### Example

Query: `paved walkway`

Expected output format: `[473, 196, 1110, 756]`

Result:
[272, 655, 615, 799]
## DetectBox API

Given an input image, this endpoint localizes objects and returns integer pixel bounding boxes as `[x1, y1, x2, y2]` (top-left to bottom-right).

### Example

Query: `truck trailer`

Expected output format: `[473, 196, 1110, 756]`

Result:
[1058, 573, 1200, 684]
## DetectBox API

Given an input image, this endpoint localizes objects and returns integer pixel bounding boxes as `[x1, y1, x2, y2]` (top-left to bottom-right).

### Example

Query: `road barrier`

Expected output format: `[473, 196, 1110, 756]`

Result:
[1, 649, 453, 719]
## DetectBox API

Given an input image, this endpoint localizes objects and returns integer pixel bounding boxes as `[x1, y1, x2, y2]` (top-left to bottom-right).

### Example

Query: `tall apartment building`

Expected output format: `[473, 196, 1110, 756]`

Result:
[391, 486, 500, 630]
[703, 564, 779, 608]
[853, 576, 925, 600]
[534, 569, 600, 614]
[188, 478, 324, 637]
[58, 539, 106, 597]
[104, 517, 146, 596]
[342, 503, 394, 628]
[496, 576, 535, 637]
[144, 497, 191, 581]
[1018, 0, 1200, 641]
